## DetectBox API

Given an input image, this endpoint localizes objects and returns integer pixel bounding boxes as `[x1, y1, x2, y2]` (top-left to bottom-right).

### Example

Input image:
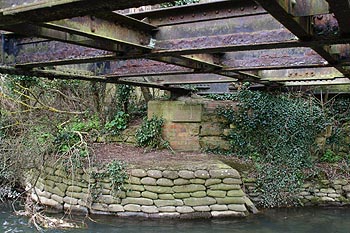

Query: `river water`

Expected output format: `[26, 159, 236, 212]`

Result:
[1, 203, 350, 233]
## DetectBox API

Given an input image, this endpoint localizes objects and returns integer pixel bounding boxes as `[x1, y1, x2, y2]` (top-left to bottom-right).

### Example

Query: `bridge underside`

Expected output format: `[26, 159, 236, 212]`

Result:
[0, 0, 350, 92]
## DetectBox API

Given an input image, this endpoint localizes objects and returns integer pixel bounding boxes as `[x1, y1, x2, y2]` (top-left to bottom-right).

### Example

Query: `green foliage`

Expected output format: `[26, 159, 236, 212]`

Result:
[161, 0, 199, 7]
[219, 90, 327, 207]
[116, 84, 133, 110]
[104, 111, 129, 135]
[207, 93, 238, 101]
[136, 116, 165, 149]
[320, 149, 342, 163]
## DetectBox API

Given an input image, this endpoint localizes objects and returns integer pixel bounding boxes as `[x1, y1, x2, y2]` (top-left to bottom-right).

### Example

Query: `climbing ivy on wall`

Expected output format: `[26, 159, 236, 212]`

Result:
[218, 90, 328, 207]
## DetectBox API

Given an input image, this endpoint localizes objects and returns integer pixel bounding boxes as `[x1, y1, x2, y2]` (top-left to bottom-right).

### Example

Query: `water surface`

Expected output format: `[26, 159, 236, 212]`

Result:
[1, 203, 350, 233]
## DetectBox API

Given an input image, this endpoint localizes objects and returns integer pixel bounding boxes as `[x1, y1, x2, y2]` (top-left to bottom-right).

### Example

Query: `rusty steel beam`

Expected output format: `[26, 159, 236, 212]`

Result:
[128, 0, 267, 26]
[0, 0, 175, 26]
[326, 0, 350, 35]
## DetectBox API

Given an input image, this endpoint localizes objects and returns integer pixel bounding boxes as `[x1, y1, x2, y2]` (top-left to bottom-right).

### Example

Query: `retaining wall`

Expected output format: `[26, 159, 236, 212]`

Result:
[28, 161, 257, 218]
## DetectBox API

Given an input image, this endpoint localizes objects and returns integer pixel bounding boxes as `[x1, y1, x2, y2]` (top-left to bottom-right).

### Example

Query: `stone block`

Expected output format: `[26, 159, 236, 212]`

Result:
[126, 191, 141, 198]
[207, 190, 226, 198]
[157, 178, 174, 187]
[184, 197, 216, 206]
[176, 206, 194, 214]
[216, 197, 245, 205]
[333, 179, 348, 185]
[227, 190, 245, 197]
[159, 194, 175, 200]
[210, 204, 228, 211]
[45, 186, 65, 197]
[147, 170, 163, 178]
[131, 169, 147, 178]
[141, 206, 159, 213]
[128, 177, 141, 185]
[125, 184, 145, 192]
[199, 137, 230, 151]
[142, 191, 158, 200]
[141, 177, 157, 186]
[194, 170, 210, 179]
[51, 194, 64, 204]
[320, 197, 335, 202]
[343, 185, 350, 192]
[66, 191, 89, 201]
[174, 179, 190, 185]
[205, 179, 222, 186]
[63, 196, 78, 205]
[200, 122, 223, 136]
[209, 184, 240, 191]
[157, 212, 180, 218]
[67, 186, 82, 193]
[193, 206, 211, 212]
[173, 184, 205, 193]
[154, 199, 184, 207]
[227, 204, 247, 212]
[144, 186, 174, 194]
[121, 197, 153, 206]
[320, 188, 336, 194]
[211, 211, 246, 218]
[108, 204, 124, 212]
[158, 206, 176, 212]
[64, 204, 88, 215]
[123, 204, 141, 212]
[162, 171, 179, 179]
[190, 191, 207, 198]
[118, 212, 147, 217]
[179, 170, 195, 179]
[97, 195, 120, 204]
[46, 175, 63, 183]
[223, 178, 242, 185]
[173, 193, 191, 199]
[190, 179, 205, 184]
[209, 169, 240, 179]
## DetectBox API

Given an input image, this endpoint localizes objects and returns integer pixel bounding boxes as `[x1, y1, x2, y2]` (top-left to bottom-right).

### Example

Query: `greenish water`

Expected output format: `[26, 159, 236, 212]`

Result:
[1, 204, 350, 233]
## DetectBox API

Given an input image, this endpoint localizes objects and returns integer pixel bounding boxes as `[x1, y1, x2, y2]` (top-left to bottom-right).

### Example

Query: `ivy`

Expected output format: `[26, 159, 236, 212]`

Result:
[104, 111, 129, 135]
[219, 90, 327, 207]
[161, 0, 199, 7]
[136, 116, 166, 149]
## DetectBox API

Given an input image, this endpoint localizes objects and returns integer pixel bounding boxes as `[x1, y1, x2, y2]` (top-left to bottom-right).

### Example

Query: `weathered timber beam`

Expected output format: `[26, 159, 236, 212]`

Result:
[326, 0, 350, 35]
[259, 67, 344, 82]
[128, 0, 267, 26]
[0, 0, 175, 26]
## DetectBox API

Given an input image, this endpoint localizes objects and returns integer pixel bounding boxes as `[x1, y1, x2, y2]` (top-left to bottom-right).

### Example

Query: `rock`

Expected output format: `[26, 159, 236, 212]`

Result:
[158, 194, 175, 200]
[144, 186, 174, 194]
[227, 190, 245, 197]
[194, 170, 210, 179]
[205, 179, 222, 186]
[142, 191, 158, 200]
[121, 197, 153, 206]
[131, 169, 147, 178]
[39, 196, 61, 209]
[178, 170, 195, 179]
[191, 191, 207, 198]
[97, 195, 120, 204]
[34, 188, 51, 199]
[118, 212, 147, 217]
[158, 206, 176, 212]
[173, 184, 205, 193]
[126, 191, 141, 198]
[243, 196, 258, 214]
[157, 212, 180, 218]
[141, 177, 157, 186]
[66, 191, 89, 201]
[125, 184, 145, 192]
[129, 177, 141, 185]
[227, 204, 247, 212]
[223, 178, 242, 185]
[123, 204, 141, 212]
[176, 206, 194, 214]
[298, 191, 310, 196]
[193, 206, 211, 212]
[184, 197, 216, 206]
[108, 204, 124, 212]
[190, 179, 205, 184]
[343, 185, 350, 192]
[333, 179, 348, 185]
[173, 193, 191, 199]
[210, 204, 228, 211]
[46, 175, 63, 183]
[154, 199, 184, 207]
[141, 206, 159, 213]
[54, 169, 68, 178]
[320, 197, 335, 202]
[216, 197, 245, 204]
[44, 166, 55, 175]
[56, 183, 68, 193]
[63, 196, 78, 205]
[207, 190, 226, 198]
[91, 203, 109, 212]
[67, 186, 82, 193]
[157, 178, 174, 187]
[147, 170, 163, 178]
[162, 171, 179, 179]
[209, 169, 240, 179]
[328, 193, 341, 198]
[62, 204, 87, 215]
[174, 179, 190, 185]
[211, 211, 246, 218]
[51, 194, 64, 204]
[209, 184, 240, 191]
[320, 188, 335, 194]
